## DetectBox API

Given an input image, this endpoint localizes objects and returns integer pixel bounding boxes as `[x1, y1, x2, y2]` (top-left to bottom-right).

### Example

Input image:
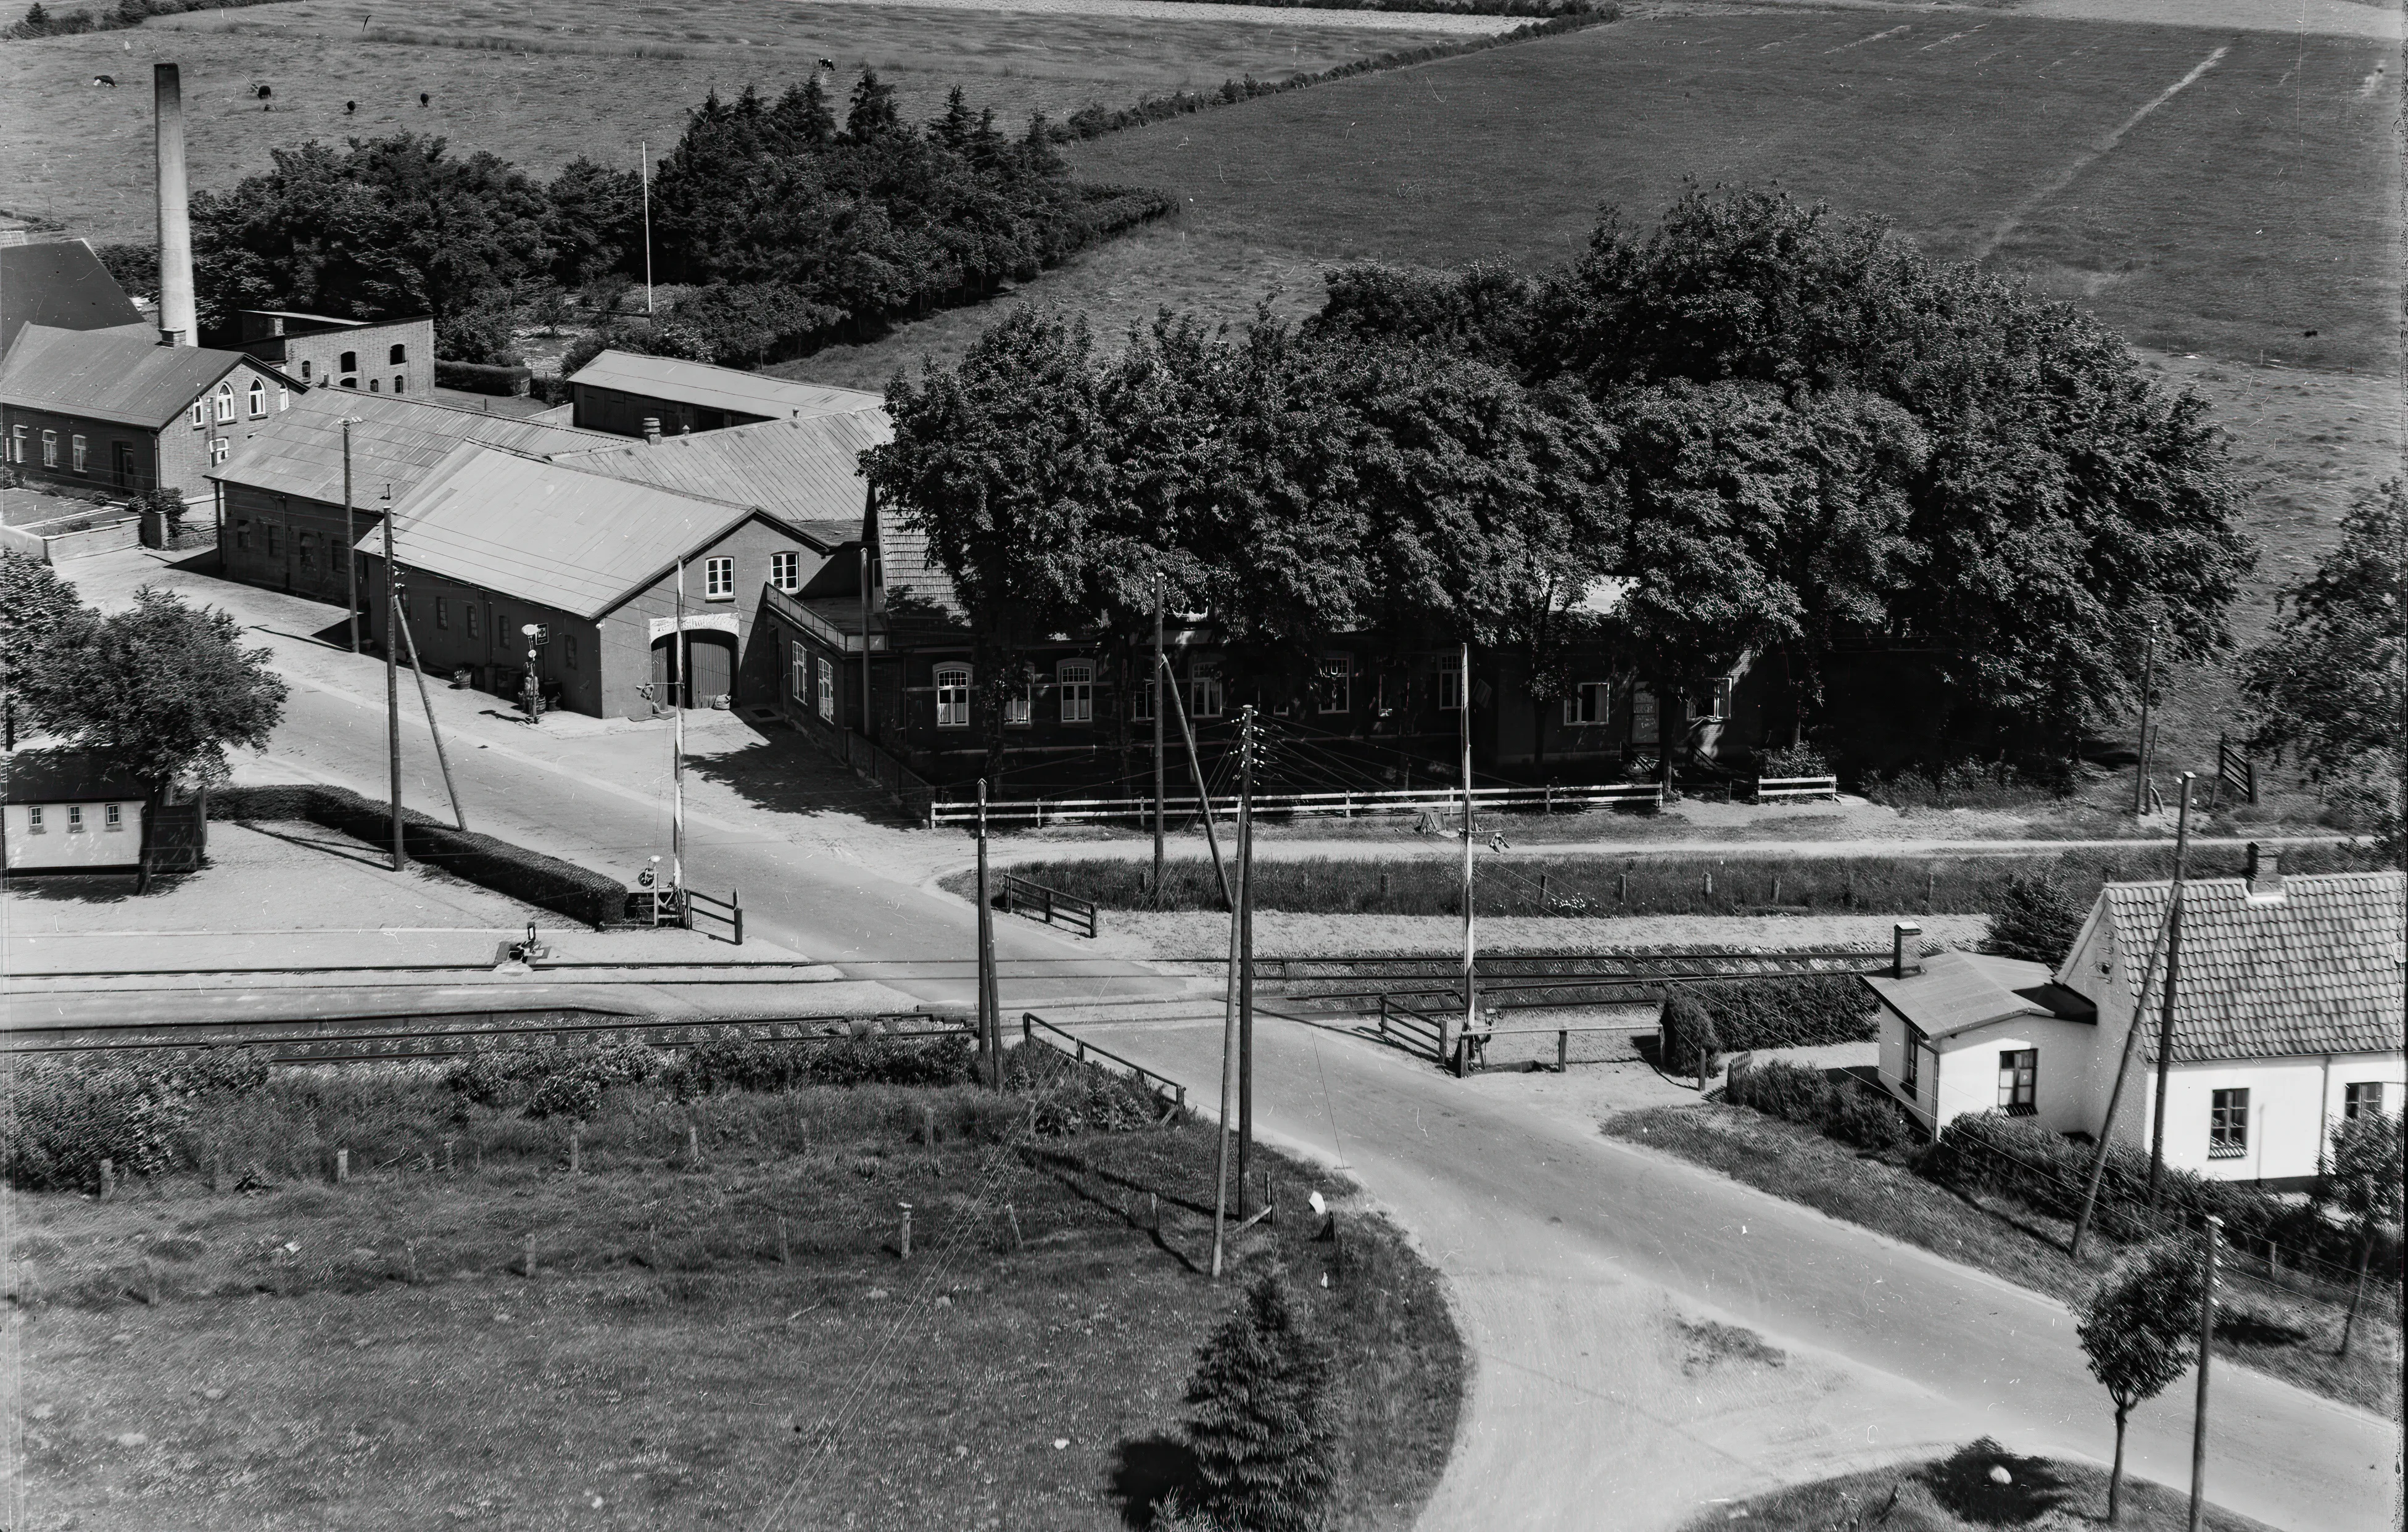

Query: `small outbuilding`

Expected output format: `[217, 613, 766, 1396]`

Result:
[565, 349, 884, 438]
[1, 750, 191, 874]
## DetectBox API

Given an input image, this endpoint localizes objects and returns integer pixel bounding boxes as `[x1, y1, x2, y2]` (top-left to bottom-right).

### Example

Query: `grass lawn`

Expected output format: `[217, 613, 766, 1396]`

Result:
[1, 0, 1483, 246]
[14, 1054, 1460, 1530]
[1602, 1104, 2401, 1418]
[1680, 1438, 2278, 1532]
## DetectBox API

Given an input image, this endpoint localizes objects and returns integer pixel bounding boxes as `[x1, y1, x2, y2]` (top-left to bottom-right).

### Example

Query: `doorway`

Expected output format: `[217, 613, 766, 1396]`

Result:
[111, 442, 134, 489]
[687, 634, 735, 707]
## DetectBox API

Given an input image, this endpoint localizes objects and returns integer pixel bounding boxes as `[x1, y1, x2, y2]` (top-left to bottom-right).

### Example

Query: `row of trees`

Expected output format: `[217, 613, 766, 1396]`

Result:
[101, 72, 1170, 368]
[865, 190, 2256, 773]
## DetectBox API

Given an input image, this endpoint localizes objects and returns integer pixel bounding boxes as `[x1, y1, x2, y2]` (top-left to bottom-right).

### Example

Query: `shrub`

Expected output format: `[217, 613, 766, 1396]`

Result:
[446, 1037, 658, 1115]
[524, 1072, 605, 1120]
[1185, 1275, 1338, 1532]
[1697, 977, 1876, 1050]
[432, 359, 532, 396]
[1658, 988, 1719, 1077]
[1, 1062, 186, 1190]
[212, 784, 627, 926]
[1726, 1058, 1910, 1154]
[434, 308, 517, 366]
[661, 1035, 976, 1097]
[1982, 872, 2088, 966]
[1755, 742, 1830, 779]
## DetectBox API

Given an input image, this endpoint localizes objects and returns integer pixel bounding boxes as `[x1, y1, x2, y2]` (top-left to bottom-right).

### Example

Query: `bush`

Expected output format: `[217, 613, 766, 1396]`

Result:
[1697, 977, 1876, 1050]
[1982, 872, 2088, 966]
[1726, 1058, 1909, 1153]
[1, 1048, 271, 1190]
[662, 1035, 976, 1097]
[1185, 1275, 1338, 1532]
[432, 359, 532, 396]
[1006, 1043, 1167, 1135]
[435, 308, 518, 366]
[1658, 988, 1719, 1077]
[212, 784, 627, 926]
[1755, 742, 1830, 779]
[446, 1037, 659, 1116]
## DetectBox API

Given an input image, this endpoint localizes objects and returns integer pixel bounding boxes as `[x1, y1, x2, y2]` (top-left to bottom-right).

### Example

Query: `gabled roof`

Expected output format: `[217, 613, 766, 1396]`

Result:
[1, 748, 148, 804]
[209, 384, 616, 507]
[357, 442, 769, 621]
[868, 496, 965, 625]
[0, 326, 291, 430]
[566, 349, 887, 421]
[548, 409, 887, 550]
[1864, 950, 2085, 1041]
[1, 241, 146, 352]
[2080, 871, 2406, 1064]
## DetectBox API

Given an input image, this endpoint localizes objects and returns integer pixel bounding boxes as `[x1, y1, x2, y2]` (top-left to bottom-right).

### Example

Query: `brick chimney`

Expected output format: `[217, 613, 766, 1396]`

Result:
[642, 416, 662, 445]
[2245, 842, 2285, 902]
[154, 64, 197, 347]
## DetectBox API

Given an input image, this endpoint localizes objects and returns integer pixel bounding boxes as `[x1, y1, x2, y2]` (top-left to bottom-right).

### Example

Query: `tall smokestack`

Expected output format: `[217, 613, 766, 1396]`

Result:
[154, 63, 197, 347]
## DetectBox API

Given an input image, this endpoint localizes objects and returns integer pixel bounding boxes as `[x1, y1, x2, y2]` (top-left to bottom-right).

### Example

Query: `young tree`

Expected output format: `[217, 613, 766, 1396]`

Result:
[1982, 872, 2088, 966]
[0, 552, 85, 750]
[1658, 987, 1720, 1085]
[1183, 1275, 1336, 1532]
[2324, 1110, 2402, 1358]
[2242, 481, 2405, 858]
[19, 588, 288, 881]
[2076, 1243, 2203, 1524]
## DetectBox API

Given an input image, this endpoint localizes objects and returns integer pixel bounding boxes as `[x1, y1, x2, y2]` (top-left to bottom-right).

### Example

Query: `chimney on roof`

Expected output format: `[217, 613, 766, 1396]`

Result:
[1893, 921, 1924, 980]
[642, 416, 661, 445]
[2245, 842, 2284, 901]
[154, 64, 198, 348]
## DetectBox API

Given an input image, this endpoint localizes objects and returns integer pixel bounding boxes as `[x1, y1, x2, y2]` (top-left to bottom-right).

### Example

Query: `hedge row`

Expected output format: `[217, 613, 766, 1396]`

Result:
[432, 360, 534, 397]
[1699, 977, 1875, 1051]
[1921, 1112, 2399, 1282]
[1049, 11, 1618, 144]
[1148, 0, 1599, 13]
[1, 1050, 269, 1192]
[212, 784, 627, 927]
[1726, 1059, 1909, 1154]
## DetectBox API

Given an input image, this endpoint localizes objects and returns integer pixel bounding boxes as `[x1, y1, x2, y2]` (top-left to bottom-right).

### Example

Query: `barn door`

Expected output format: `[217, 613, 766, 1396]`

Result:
[687, 635, 735, 706]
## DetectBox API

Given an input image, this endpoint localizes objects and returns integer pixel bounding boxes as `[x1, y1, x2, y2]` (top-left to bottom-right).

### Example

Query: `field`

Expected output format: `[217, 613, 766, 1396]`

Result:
[14, 1052, 1462, 1529]
[0, 0, 1493, 245]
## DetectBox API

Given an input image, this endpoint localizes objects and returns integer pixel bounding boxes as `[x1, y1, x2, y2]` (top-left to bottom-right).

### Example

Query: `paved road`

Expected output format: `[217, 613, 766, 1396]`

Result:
[39, 554, 2404, 1530]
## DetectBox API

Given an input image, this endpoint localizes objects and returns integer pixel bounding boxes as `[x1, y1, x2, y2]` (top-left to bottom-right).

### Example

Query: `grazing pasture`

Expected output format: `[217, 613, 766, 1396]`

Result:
[0, 0, 1480, 244]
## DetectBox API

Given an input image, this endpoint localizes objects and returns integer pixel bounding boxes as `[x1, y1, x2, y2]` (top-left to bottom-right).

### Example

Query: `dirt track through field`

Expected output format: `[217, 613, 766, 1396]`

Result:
[1972, 41, 2229, 260]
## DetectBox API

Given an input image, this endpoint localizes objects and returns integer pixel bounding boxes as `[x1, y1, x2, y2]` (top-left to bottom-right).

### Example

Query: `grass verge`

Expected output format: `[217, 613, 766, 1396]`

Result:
[967, 843, 2381, 919]
[1602, 1104, 2400, 1418]
[1680, 1438, 2276, 1532]
[17, 1049, 1461, 1530]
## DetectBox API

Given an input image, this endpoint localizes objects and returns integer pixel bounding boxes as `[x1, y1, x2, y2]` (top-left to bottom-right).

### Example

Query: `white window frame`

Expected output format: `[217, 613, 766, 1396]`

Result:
[791, 643, 809, 703]
[214, 382, 236, 423]
[703, 556, 735, 601]
[1058, 660, 1094, 724]
[1437, 666, 1463, 712]
[1317, 654, 1351, 715]
[1004, 687, 1031, 727]
[1996, 1048, 2036, 1114]
[933, 665, 972, 729]
[67, 805, 85, 833]
[210, 437, 230, 466]
[8, 425, 22, 463]
[1564, 681, 1610, 726]
[277, 386, 291, 411]
[1190, 661, 1225, 720]
[247, 379, 267, 416]
[40, 429, 57, 469]
[2343, 1082, 2386, 1121]
[2209, 1088, 2249, 1158]
[70, 434, 87, 474]
[191, 399, 206, 427]
[1132, 674, 1155, 723]
[816, 656, 835, 721]
[104, 802, 124, 831]
[771, 550, 800, 593]
[26, 806, 43, 834]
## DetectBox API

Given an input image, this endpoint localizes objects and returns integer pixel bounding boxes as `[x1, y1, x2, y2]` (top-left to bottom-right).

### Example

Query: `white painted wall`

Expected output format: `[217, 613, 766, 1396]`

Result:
[1930, 1017, 2106, 1137]
[1875, 1009, 1934, 1128]
[3, 800, 145, 869]
[2133, 1053, 2408, 1184]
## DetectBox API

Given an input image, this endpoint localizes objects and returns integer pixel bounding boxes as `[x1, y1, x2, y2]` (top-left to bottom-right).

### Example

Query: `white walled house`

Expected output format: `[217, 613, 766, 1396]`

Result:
[1870, 850, 2406, 1191]
[2, 752, 150, 872]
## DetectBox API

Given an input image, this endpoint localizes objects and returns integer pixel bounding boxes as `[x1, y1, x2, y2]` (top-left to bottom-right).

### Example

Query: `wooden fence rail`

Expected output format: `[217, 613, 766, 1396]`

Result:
[930, 780, 1663, 827]
[1021, 1012, 1187, 1111]
[1753, 774, 1840, 803]
[682, 886, 743, 946]
[996, 872, 1099, 939]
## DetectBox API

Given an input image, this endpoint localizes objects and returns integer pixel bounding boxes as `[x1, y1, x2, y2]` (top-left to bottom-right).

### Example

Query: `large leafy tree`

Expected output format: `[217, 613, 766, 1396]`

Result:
[0, 552, 84, 750]
[2075, 1243, 2202, 1525]
[2241, 481, 2404, 855]
[2324, 1110, 2403, 1357]
[21, 587, 288, 790]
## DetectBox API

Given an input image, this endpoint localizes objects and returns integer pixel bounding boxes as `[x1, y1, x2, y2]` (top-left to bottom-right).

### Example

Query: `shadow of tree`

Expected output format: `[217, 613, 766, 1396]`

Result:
[1919, 1438, 2076, 1525]
[680, 732, 921, 828]
[2, 871, 142, 903]
[1109, 1435, 1199, 1530]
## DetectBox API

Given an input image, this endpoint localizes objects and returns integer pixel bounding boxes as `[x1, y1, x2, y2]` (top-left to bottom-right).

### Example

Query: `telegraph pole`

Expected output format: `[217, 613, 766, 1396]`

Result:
[2188, 1215, 2222, 1532]
[1210, 708, 1255, 1280]
[1460, 642, 1476, 1042]
[1152, 578, 1166, 909]
[342, 417, 360, 652]
[389, 513, 465, 832]
[639, 139, 655, 316]
[2132, 621, 2158, 817]
[1162, 651, 1231, 906]
[671, 557, 687, 907]
[977, 777, 1001, 1091]
[2147, 774, 2198, 1205]
[381, 484, 405, 871]
[1236, 706, 1256, 1211]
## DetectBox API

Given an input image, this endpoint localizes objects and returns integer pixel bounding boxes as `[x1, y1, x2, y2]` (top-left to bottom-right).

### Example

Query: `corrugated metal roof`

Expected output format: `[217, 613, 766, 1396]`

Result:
[1865, 951, 2066, 1041]
[357, 442, 763, 621]
[567, 349, 886, 421]
[0, 325, 276, 429]
[2096, 871, 2407, 1063]
[549, 410, 885, 547]
[1, 242, 145, 352]
[209, 384, 616, 507]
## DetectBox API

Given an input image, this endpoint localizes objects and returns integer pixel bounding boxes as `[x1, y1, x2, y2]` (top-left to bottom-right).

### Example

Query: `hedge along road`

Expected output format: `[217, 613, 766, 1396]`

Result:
[59, 558, 2398, 1530]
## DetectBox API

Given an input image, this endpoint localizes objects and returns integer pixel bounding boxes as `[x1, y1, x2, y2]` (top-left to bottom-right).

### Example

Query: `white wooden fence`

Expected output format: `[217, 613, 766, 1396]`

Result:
[1753, 774, 1840, 804]
[927, 779, 1664, 827]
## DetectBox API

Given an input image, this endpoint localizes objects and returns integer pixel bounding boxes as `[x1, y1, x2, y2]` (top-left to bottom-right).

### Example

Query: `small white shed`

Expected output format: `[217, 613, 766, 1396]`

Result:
[1868, 950, 2099, 1138]
[2, 751, 149, 872]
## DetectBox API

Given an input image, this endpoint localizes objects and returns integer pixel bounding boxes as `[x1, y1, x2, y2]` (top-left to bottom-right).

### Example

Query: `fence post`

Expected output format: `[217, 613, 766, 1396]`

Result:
[1022, 1012, 1033, 1043]
[732, 888, 743, 947]
[335, 1148, 349, 1185]
[1557, 1029, 1568, 1074]
[99, 1157, 115, 1201]
[1378, 993, 1389, 1040]
[898, 1203, 913, 1260]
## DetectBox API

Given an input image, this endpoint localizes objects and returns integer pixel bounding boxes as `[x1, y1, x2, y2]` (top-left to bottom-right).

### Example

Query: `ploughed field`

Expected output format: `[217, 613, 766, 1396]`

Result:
[0, 0, 1476, 246]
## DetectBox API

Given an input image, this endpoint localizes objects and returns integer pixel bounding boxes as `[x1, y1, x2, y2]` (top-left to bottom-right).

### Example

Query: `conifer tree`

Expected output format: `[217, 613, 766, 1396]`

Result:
[1183, 1275, 1336, 1532]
